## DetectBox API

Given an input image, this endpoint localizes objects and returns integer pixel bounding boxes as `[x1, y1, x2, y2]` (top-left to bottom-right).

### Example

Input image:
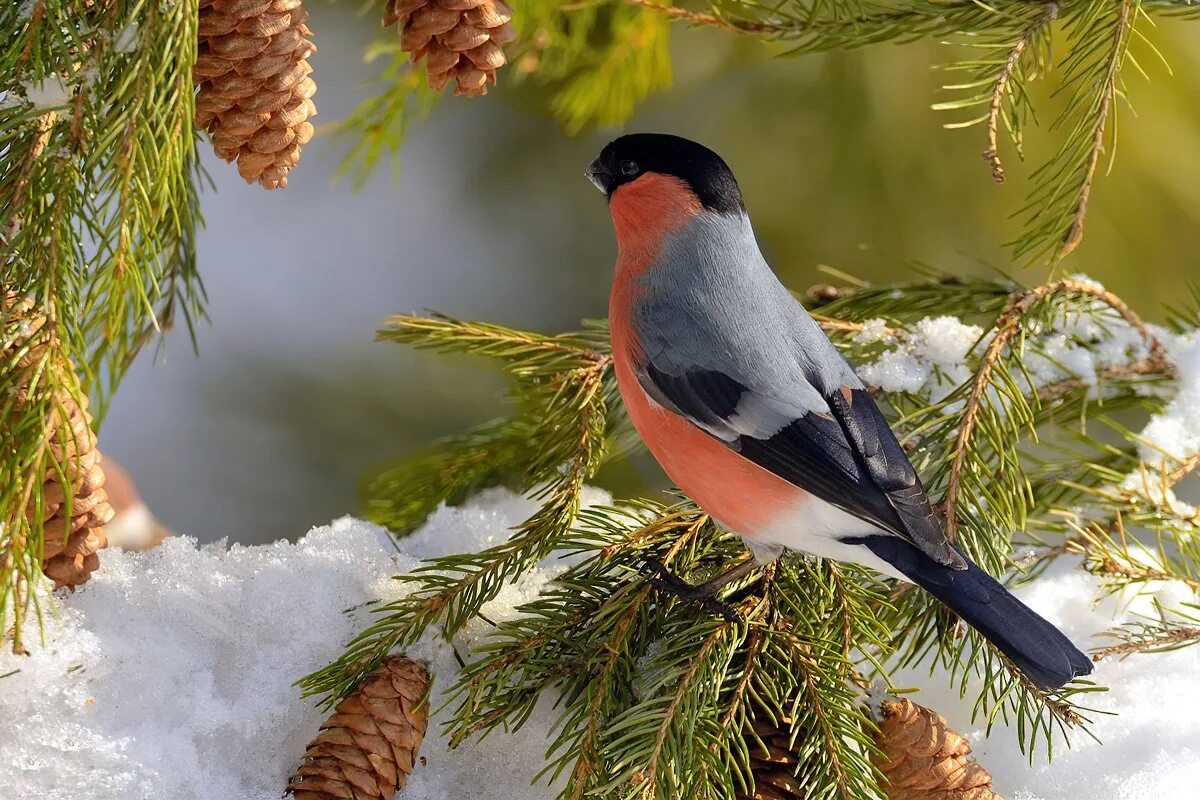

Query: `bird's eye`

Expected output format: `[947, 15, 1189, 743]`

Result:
[619, 160, 639, 177]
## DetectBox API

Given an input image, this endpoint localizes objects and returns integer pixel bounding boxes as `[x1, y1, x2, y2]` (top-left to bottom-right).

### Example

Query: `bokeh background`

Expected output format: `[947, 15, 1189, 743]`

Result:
[100, 3, 1200, 545]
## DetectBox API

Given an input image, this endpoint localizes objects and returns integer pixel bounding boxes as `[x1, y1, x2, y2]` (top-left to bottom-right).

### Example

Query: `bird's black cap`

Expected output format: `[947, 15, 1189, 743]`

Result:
[586, 133, 744, 215]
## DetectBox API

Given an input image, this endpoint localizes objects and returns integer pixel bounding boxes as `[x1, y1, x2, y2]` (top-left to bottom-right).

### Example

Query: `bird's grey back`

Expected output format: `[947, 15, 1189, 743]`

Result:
[632, 211, 861, 410]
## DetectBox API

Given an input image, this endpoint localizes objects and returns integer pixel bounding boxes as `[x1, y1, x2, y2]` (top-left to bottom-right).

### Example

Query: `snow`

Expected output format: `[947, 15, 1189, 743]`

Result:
[852, 276, 1170, 402]
[857, 315, 982, 396]
[852, 318, 892, 344]
[852, 282, 1200, 501]
[1019, 306, 1152, 393]
[0, 490, 604, 800]
[1137, 328, 1200, 465]
[111, 23, 139, 54]
[3, 487, 1199, 800]
[19, 76, 72, 110]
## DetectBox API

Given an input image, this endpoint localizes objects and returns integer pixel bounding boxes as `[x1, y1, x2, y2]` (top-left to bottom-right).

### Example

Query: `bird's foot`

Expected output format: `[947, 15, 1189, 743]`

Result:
[643, 559, 745, 623]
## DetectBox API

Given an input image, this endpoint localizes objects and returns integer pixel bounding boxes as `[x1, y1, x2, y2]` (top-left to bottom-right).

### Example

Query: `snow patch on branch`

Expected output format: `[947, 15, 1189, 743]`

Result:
[19, 75, 72, 110]
[857, 315, 983, 396]
[1138, 329, 1200, 465]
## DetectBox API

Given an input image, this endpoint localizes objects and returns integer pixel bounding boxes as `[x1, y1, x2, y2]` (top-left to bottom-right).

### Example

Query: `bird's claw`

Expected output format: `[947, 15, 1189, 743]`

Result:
[644, 558, 744, 623]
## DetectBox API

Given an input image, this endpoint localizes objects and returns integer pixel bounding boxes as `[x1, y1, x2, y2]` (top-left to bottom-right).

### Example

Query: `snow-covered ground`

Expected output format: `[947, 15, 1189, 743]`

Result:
[2, 487, 1199, 800]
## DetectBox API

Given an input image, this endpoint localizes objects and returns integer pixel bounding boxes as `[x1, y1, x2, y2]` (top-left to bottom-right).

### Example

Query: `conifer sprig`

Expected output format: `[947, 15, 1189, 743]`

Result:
[1092, 602, 1200, 660]
[934, 2, 1058, 183]
[2, 0, 203, 639]
[1013, 0, 1142, 262]
[301, 314, 613, 704]
[940, 277, 1168, 557]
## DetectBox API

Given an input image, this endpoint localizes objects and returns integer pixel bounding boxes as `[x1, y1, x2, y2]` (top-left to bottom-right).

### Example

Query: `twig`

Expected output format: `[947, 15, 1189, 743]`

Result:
[996, 647, 1087, 727]
[813, 315, 906, 339]
[599, 506, 709, 560]
[1016, 535, 1085, 571]
[1035, 357, 1168, 402]
[1071, 513, 1200, 593]
[1058, 0, 1134, 260]
[718, 563, 775, 730]
[1166, 452, 1200, 488]
[567, 585, 651, 800]
[623, 0, 780, 34]
[0, 112, 57, 242]
[1091, 627, 1200, 661]
[983, 3, 1058, 183]
[944, 278, 1170, 542]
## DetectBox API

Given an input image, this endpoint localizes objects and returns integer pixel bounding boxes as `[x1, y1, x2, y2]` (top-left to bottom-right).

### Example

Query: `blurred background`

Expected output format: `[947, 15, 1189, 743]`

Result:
[99, 2, 1200, 545]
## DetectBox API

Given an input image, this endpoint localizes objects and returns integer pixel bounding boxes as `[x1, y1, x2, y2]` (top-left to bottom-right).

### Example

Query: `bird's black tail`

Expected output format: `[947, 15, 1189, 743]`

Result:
[857, 536, 1093, 690]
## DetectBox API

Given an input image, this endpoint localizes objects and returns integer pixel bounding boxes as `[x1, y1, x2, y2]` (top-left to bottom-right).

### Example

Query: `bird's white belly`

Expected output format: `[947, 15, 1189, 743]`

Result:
[746, 496, 909, 582]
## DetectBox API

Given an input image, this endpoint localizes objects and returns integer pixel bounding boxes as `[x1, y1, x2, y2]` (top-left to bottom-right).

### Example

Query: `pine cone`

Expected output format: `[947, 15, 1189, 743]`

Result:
[738, 717, 808, 800]
[873, 699, 1002, 800]
[385, 0, 515, 97]
[288, 656, 430, 800]
[3, 292, 114, 589]
[195, 0, 318, 189]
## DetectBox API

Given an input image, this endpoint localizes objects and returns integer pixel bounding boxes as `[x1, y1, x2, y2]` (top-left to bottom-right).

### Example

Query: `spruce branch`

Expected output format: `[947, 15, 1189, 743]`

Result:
[1068, 514, 1200, 595]
[943, 276, 1169, 546]
[623, 0, 780, 34]
[1015, 0, 1140, 262]
[378, 313, 610, 375]
[362, 419, 538, 535]
[620, 1, 1192, 260]
[1092, 603, 1200, 660]
[980, 3, 1059, 184]
[627, 0, 1046, 50]
[811, 314, 907, 339]
[303, 315, 613, 705]
[810, 271, 1016, 327]
[882, 585, 1094, 756]
[3, 0, 205, 628]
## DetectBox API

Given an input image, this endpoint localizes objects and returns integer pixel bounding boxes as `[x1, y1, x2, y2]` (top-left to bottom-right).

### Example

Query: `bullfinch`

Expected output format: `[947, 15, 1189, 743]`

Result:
[586, 133, 1092, 690]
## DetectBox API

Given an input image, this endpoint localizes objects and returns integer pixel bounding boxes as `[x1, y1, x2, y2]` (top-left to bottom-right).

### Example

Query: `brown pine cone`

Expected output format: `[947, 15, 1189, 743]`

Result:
[385, 0, 515, 97]
[288, 656, 430, 800]
[38, 397, 114, 588]
[195, 0, 318, 189]
[873, 698, 1002, 800]
[3, 292, 114, 589]
[738, 717, 808, 800]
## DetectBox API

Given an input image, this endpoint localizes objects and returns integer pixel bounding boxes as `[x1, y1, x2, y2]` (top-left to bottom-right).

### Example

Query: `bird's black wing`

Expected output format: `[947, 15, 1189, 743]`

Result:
[638, 362, 964, 569]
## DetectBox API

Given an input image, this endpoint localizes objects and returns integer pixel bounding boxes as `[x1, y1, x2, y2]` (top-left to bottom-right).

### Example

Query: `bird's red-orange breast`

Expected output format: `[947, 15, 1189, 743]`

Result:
[607, 175, 807, 537]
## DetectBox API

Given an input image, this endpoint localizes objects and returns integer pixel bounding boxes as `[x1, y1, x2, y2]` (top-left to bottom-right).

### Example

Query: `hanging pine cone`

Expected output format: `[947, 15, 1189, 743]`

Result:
[194, 0, 318, 189]
[38, 396, 113, 588]
[288, 656, 430, 800]
[384, 0, 515, 97]
[3, 292, 114, 589]
[872, 698, 1002, 800]
[738, 717, 808, 800]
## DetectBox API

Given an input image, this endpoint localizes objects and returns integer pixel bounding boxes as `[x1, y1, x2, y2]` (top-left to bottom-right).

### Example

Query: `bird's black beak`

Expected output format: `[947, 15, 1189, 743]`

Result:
[585, 157, 613, 195]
